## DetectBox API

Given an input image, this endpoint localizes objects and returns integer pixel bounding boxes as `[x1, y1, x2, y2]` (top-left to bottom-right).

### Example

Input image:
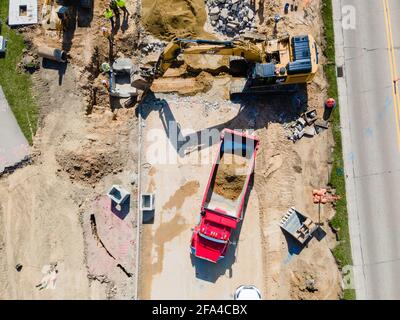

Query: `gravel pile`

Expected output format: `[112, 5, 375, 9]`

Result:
[205, 0, 256, 37]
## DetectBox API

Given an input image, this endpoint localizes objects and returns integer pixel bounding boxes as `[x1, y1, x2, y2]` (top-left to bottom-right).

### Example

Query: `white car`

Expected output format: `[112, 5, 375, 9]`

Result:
[234, 285, 262, 300]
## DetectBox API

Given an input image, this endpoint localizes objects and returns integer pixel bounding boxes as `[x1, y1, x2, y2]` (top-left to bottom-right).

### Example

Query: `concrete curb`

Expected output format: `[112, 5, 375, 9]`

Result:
[134, 0, 143, 301]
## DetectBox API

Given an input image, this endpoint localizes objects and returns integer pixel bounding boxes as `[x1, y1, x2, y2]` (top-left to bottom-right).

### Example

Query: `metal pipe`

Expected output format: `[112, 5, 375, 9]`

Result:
[37, 46, 67, 63]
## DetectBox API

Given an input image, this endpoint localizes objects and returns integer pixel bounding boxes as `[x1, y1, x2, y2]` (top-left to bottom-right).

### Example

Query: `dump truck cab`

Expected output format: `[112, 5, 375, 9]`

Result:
[190, 210, 238, 262]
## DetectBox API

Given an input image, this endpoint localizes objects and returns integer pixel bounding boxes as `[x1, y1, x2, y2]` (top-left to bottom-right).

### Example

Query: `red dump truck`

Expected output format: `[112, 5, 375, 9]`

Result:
[190, 129, 260, 263]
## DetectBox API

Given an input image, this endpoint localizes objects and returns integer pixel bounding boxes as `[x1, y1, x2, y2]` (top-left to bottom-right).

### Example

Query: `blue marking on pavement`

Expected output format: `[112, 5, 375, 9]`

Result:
[379, 96, 392, 120]
[365, 127, 373, 137]
[385, 96, 392, 111]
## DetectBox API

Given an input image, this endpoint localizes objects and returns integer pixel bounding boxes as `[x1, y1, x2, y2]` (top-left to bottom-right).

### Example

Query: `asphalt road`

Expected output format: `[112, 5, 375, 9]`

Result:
[334, 0, 400, 299]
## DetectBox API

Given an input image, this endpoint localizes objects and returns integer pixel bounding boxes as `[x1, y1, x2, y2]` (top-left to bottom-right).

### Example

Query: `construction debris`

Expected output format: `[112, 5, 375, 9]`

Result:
[19, 51, 40, 72]
[287, 108, 320, 142]
[312, 189, 341, 204]
[36, 263, 58, 290]
[205, 0, 256, 36]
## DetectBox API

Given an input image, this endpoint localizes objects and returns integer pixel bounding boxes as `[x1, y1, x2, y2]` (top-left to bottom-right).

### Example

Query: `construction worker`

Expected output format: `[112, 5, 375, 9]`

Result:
[101, 26, 115, 46]
[101, 79, 110, 91]
[104, 7, 115, 29]
[116, 0, 129, 15]
[101, 26, 111, 39]
[110, 0, 120, 17]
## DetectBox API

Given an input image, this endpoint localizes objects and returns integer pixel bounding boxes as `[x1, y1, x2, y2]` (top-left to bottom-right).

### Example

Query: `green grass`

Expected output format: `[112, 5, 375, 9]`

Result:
[0, 0, 38, 144]
[322, 0, 355, 300]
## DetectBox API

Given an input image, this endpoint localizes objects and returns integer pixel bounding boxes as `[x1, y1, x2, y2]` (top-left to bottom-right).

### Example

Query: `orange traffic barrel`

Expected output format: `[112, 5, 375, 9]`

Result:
[325, 98, 336, 109]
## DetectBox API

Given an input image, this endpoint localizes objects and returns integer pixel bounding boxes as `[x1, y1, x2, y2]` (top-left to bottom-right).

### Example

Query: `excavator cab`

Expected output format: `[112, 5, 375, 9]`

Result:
[252, 35, 317, 84]
[230, 34, 319, 95]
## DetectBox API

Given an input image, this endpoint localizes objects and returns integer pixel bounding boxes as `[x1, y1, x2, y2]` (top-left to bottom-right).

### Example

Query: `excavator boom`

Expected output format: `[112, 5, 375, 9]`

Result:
[141, 34, 319, 95]
[155, 38, 265, 77]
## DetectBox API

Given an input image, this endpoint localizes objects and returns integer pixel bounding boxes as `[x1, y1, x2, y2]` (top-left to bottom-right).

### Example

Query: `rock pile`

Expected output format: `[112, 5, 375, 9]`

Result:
[140, 41, 166, 55]
[205, 0, 256, 36]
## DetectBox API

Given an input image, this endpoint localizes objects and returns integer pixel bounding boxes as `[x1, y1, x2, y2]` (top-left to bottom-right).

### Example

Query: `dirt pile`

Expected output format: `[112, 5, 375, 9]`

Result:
[142, 0, 212, 40]
[151, 71, 214, 96]
[56, 148, 124, 185]
[290, 271, 319, 300]
[214, 153, 247, 201]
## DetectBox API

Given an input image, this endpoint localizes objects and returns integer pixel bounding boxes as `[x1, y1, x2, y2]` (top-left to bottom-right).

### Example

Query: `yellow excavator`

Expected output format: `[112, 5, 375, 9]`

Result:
[135, 34, 319, 95]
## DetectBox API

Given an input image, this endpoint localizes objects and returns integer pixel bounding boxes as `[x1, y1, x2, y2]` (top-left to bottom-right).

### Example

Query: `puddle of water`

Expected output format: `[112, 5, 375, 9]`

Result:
[162, 180, 200, 210]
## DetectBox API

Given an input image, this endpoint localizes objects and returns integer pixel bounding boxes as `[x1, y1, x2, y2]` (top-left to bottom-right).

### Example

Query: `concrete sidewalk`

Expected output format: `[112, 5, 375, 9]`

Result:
[0, 86, 30, 174]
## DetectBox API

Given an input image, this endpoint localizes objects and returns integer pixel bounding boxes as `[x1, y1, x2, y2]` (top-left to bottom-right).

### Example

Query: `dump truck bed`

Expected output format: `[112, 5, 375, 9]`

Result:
[202, 129, 259, 220]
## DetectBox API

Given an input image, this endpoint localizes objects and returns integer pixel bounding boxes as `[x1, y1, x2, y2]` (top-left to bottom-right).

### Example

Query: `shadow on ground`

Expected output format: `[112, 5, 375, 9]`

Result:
[111, 195, 130, 220]
[282, 225, 327, 264]
[41, 59, 68, 85]
[137, 86, 308, 158]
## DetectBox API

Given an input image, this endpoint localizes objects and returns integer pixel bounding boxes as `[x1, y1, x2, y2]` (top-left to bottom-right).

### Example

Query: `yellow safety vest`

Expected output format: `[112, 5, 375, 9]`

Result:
[104, 9, 114, 19]
[116, 0, 126, 8]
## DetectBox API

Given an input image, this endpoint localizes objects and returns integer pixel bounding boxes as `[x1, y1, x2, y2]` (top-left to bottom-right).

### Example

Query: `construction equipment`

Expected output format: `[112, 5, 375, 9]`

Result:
[134, 34, 319, 95]
[279, 207, 318, 244]
[190, 129, 260, 263]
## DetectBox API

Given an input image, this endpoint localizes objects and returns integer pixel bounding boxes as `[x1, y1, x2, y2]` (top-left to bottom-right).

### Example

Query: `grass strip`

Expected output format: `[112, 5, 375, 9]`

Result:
[0, 0, 38, 144]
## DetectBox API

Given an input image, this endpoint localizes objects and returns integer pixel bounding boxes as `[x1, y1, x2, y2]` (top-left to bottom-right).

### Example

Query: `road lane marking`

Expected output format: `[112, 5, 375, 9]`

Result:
[382, 0, 400, 151]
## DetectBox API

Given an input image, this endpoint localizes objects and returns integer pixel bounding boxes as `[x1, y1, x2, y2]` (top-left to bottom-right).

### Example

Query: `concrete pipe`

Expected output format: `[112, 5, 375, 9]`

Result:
[37, 46, 67, 63]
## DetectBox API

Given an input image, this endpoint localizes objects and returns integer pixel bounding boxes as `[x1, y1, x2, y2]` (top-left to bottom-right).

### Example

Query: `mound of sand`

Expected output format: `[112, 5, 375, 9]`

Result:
[142, 0, 212, 40]
[213, 154, 248, 201]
